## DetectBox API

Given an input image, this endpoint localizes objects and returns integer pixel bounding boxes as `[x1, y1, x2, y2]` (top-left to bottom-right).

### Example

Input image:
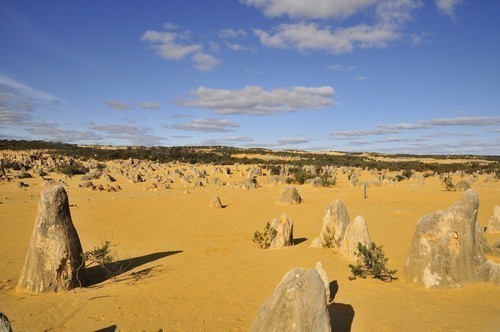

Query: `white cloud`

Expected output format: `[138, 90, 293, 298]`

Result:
[180, 85, 335, 115]
[25, 122, 103, 143]
[105, 100, 132, 111]
[201, 136, 254, 146]
[276, 137, 314, 145]
[173, 118, 240, 132]
[219, 28, 247, 39]
[163, 22, 178, 30]
[141, 28, 221, 71]
[327, 64, 356, 72]
[192, 52, 221, 71]
[254, 22, 398, 54]
[241, 0, 377, 19]
[331, 116, 500, 138]
[434, 0, 462, 17]
[0, 75, 62, 107]
[88, 122, 148, 135]
[252, 1, 423, 54]
[0, 109, 33, 125]
[139, 101, 161, 110]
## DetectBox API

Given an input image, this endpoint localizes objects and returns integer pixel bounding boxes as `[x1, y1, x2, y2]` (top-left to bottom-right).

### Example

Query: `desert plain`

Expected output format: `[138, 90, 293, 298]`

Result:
[0, 148, 499, 331]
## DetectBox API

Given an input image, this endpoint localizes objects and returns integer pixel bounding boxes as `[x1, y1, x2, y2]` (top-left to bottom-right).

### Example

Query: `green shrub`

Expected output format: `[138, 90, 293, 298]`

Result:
[253, 222, 277, 249]
[58, 163, 88, 176]
[441, 175, 455, 191]
[321, 225, 338, 248]
[348, 242, 397, 282]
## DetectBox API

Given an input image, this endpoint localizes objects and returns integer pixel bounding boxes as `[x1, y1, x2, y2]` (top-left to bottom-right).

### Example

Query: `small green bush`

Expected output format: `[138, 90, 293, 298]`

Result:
[321, 225, 338, 248]
[348, 242, 397, 282]
[253, 222, 277, 249]
[441, 174, 455, 191]
[58, 163, 88, 176]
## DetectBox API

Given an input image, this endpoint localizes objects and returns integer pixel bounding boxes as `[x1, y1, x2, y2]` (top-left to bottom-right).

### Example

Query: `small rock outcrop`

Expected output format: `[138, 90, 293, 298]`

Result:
[486, 205, 500, 234]
[250, 267, 331, 332]
[310, 200, 350, 247]
[0, 312, 12, 332]
[406, 189, 499, 288]
[207, 196, 223, 209]
[17, 185, 84, 293]
[275, 186, 302, 206]
[339, 215, 372, 260]
[270, 213, 294, 248]
[241, 178, 259, 190]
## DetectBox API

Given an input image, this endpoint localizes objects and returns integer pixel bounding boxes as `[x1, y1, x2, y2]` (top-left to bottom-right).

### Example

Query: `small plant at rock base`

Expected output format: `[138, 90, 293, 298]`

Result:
[348, 242, 397, 282]
[253, 222, 277, 249]
[441, 174, 455, 191]
[77, 240, 120, 287]
[321, 225, 338, 249]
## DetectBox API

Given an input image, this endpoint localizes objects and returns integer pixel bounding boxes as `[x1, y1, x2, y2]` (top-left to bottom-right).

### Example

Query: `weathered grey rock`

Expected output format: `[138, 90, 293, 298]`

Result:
[486, 205, 500, 234]
[207, 196, 223, 209]
[315, 262, 331, 304]
[247, 166, 263, 178]
[405, 189, 499, 288]
[275, 186, 302, 206]
[270, 213, 294, 248]
[250, 268, 331, 332]
[0, 312, 12, 332]
[339, 215, 372, 261]
[455, 179, 471, 191]
[17, 185, 84, 293]
[0, 161, 5, 177]
[310, 200, 350, 248]
[241, 177, 259, 190]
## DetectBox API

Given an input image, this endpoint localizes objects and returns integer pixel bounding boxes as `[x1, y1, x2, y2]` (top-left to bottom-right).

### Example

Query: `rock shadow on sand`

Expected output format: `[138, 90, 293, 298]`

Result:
[83, 250, 182, 287]
[328, 280, 355, 332]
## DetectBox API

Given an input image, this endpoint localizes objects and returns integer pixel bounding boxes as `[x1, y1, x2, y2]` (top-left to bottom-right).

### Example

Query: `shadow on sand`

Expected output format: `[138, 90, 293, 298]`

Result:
[328, 280, 355, 332]
[293, 237, 308, 245]
[94, 325, 117, 332]
[83, 250, 182, 287]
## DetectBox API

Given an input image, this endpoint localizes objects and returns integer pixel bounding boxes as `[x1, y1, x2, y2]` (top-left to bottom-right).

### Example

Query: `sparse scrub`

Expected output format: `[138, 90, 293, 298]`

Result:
[441, 174, 455, 191]
[58, 163, 88, 176]
[321, 225, 338, 248]
[77, 240, 127, 287]
[253, 223, 277, 249]
[348, 242, 397, 282]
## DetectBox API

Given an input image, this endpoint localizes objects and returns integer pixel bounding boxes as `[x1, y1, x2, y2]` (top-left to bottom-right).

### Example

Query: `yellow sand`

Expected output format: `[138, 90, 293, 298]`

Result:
[0, 162, 499, 331]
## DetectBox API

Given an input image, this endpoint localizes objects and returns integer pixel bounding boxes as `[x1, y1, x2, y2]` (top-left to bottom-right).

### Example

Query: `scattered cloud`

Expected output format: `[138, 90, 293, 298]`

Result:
[138, 101, 161, 110]
[0, 75, 63, 108]
[351, 75, 369, 81]
[241, 0, 377, 19]
[88, 121, 166, 146]
[163, 22, 179, 30]
[173, 118, 240, 132]
[0, 110, 32, 126]
[180, 85, 335, 115]
[327, 64, 356, 72]
[219, 28, 247, 39]
[172, 135, 192, 139]
[331, 116, 500, 138]
[105, 100, 132, 111]
[141, 27, 221, 71]
[276, 137, 314, 145]
[88, 122, 148, 135]
[252, 1, 423, 54]
[25, 121, 103, 143]
[201, 136, 254, 146]
[192, 52, 221, 71]
[434, 0, 463, 17]
[409, 32, 429, 46]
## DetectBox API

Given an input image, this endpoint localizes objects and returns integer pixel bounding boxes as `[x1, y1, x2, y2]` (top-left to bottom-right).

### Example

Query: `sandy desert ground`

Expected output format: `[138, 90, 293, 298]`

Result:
[0, 154, 499, 331]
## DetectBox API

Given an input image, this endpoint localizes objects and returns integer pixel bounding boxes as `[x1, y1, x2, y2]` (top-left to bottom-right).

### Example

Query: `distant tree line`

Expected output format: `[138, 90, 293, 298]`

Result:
[0, 139, 498, 174]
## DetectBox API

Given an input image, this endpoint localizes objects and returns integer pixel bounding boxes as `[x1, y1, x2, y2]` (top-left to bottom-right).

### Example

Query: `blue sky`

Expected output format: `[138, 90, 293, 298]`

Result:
[1, 0, 499, 155]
